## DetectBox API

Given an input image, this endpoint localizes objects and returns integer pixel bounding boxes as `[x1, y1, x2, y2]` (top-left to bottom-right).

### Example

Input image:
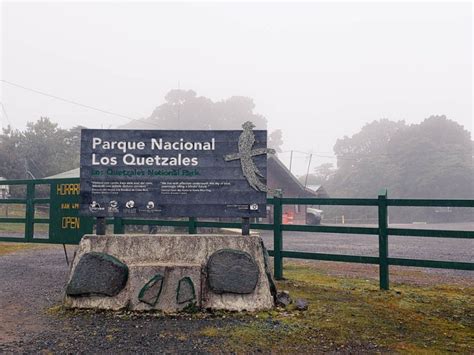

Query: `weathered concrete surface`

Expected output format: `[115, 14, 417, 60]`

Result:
[129, 264, 201, 312]
[137, 273, 164, 306]
[261, 240, 277, 300]
[64, 234, 274, 312]
[177, 277, 196, 304]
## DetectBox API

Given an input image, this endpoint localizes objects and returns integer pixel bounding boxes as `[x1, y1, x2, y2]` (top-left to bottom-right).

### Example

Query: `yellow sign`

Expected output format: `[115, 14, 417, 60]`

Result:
[56, 184, 80, 196]
[62, 217, 80, 229]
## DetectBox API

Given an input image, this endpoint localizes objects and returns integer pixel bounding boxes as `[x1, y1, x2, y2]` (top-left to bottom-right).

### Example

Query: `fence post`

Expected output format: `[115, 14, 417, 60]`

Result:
[113, 217, 124, 234]
[188, 217, 197, 235]
[273, 192, 283, 280]
[25, 182, 35, 242]
[378, 189, 389, 290]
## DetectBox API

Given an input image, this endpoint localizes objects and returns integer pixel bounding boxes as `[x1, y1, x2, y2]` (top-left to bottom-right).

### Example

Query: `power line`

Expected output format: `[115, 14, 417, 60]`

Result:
[28, 157, 45, 177]
[1, 79, 168, 130]
[281, 150, 338, 160]
[280, 148, 469, 161]
[1, 79, 137, 122]
[0, 102, 12, 127]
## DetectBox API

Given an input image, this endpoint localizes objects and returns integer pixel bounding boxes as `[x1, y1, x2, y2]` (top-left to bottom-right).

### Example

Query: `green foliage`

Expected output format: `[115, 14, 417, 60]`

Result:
[317, 116, 473, 222]
[181, 301, 200, 314]
[0, 126, 23, 179]
[299, 162, 335, 186]
[330, 118, 408, 197]
[385, 116, 472, 200]
[329, 116, 472, 199]
[0, 117, 83, 179]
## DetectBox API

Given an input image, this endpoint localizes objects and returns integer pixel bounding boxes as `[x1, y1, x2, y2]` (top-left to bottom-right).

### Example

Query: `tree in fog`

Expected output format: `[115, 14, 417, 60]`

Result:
[300, 163, 335, 186]
[325, 116, 473, 222]
[122, 89, 284, 150]
[386, 115, 473, 199]
[0, 126, 23, 179]
[268, 129, 284, 153]
[122, 89, 267, 130]
[329, 116, 472, 199]
[0, 117, 83, 179]
[330, 119, 407, 197]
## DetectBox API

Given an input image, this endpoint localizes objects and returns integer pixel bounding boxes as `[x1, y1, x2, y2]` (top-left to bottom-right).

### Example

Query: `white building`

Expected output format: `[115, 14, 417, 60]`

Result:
[0, 177, 9, 199]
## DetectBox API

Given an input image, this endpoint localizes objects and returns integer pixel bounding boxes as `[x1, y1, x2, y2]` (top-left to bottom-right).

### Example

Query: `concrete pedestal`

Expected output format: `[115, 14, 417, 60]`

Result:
[63, 234, 275, 312]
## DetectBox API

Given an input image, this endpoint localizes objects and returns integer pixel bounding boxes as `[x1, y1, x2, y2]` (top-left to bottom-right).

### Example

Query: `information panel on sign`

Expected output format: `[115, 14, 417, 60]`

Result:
[79, 126, 272, 218]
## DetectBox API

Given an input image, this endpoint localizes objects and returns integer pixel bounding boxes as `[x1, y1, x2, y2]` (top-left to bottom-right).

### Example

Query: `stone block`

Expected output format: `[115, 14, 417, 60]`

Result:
[64, 234, 274, 312]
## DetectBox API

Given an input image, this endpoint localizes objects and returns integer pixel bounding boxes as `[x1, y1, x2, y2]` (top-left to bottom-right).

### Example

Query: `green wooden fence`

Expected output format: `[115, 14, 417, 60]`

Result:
[0, 178, 473, 290]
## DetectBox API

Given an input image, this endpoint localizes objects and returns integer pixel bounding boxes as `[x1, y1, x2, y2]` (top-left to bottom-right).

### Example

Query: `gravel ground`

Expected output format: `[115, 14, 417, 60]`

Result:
[0, 247, 251, 353]
[0, 223, 472, 352]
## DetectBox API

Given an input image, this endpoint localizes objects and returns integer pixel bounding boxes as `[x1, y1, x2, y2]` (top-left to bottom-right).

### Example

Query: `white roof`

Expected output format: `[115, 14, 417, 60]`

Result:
[306, 184, 322, 192]
[44, 168, 80, 179]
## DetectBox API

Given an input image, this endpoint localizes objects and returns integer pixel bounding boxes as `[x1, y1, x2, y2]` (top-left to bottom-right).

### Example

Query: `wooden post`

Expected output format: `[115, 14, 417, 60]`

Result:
[96, 217, 106, 235]
[378, 189, 389, 290]
[273, 194, 283, 279]
[188, 217, 197, 235]
[241, 217, 250, 235]
[25, 182, 35, 242]
[113, 217, 124, 234]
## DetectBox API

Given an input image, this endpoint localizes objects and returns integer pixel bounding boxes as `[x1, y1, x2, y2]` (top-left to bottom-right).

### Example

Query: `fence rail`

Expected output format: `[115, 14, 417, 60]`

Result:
[0, 178, 473, 289]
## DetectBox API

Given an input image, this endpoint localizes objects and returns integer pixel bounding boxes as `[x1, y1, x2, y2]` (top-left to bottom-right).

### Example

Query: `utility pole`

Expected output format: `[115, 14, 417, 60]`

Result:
[24, 158, 29, 180]
[289, 150, 293, 172]
[177, 80, 181, 129]
[304, 153, 312, 188]
[24, 159, 35, 180]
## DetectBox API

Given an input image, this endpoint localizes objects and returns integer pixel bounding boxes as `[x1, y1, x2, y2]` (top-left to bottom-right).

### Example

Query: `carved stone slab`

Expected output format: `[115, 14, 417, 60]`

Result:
[66, 252, 128, 297]
[207, 249, 259, 294]
[64, 234, 275, 312]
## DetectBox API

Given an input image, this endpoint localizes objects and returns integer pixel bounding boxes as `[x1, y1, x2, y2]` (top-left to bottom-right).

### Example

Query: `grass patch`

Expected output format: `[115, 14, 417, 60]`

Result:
[0, 204, 26, 217]
[0, 223, 49, 234]
[199, 327, 220, 337]
[45, 305, 66, 316]
[0, 242, 45, 255]
[201, 262, 473, 353]
[0, 223, 24, 233]
[0, 204, 48, 234]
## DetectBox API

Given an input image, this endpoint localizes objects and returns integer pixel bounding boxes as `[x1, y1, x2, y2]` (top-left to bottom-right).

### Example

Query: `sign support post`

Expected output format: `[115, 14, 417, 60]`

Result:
[96, 217, 106, 235]
[241, 217, 250, 235]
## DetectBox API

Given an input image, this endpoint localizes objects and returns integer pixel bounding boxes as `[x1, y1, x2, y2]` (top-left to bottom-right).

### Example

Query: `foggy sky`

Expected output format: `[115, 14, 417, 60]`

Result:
[1, 2, 472, 175]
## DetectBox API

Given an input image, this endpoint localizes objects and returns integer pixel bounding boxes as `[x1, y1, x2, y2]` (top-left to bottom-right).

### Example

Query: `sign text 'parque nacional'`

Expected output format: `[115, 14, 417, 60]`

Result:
[80, 122, 274, 218]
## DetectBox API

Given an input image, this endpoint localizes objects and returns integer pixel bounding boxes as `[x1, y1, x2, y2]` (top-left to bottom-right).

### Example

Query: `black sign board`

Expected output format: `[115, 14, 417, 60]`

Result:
[80, 127, 271, 218]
